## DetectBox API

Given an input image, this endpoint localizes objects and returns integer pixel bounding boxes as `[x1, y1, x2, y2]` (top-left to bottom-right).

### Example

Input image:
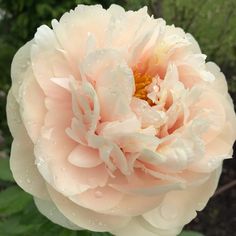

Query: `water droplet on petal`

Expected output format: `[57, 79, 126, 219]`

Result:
[94, 190, 103, 198]
[26, 178, 31, 184]
[98, 221, 105, 226]
[53, 175, 58, 181]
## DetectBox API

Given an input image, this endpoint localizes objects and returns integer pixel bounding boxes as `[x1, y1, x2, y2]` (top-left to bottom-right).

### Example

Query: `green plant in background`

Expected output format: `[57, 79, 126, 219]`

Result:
[0, 0, 235, 235]
[161, 0, 236, 94]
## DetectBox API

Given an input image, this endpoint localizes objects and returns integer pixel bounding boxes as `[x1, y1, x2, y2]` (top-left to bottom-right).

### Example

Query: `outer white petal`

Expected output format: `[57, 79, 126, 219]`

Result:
[143, 167, 221, 230]
[111, 217, 182, 236]
[186, 33, 201, 54]
[11, 41, 32, 102]
[206, 62, 228, 94]
[10, 39, 46, 144]
[19, 67, 46, 143]
[47, 186, 131, 232]
[34, 197, 80, 230]
[7, 91, 48, 199]
[6, 90, 24, 138]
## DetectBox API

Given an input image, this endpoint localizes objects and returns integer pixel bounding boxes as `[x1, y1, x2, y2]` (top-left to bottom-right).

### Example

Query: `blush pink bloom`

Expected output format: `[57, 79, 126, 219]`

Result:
[7, 4, 236, 236]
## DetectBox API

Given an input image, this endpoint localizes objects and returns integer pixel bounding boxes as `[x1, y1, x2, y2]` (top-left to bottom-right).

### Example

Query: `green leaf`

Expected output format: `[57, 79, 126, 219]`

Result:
[0, 158, 14, 182]
[0, 216, 36, 235]
[179, 230, 204, 236]
[59, 229, 77, 236]
[0, 186, 32, 216]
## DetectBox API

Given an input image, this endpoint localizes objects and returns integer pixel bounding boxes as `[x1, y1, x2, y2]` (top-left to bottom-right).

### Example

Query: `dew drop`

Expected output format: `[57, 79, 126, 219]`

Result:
[26, 178, 31, 184]
[94, 190, 103, 198]
[98, 221, 105, 226]
[53, 175, 58, 181]
[35, 157, 45, 167]
[49, 210, 53, 216]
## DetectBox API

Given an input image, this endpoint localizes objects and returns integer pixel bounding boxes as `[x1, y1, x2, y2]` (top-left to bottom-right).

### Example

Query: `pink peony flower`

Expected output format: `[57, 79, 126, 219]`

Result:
[7, 4, 236, 236]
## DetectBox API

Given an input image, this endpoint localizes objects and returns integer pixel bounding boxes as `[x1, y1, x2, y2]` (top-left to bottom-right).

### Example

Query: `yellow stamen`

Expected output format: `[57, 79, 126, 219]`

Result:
[133, 69, 153, 105]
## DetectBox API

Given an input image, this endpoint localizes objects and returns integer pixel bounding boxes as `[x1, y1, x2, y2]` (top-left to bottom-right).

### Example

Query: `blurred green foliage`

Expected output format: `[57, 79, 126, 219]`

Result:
[0, 0, 235, 235]
[162, 0, 236, 91]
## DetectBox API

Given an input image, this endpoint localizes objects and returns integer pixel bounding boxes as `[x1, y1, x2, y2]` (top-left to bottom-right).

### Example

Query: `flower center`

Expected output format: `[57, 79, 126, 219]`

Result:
[133, 69, 153, 105]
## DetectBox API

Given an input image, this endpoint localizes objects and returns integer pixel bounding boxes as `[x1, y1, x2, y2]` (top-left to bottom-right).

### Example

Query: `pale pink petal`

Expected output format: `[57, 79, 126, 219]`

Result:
[68, 145, 102, 168]
[81, 49, 135, 121]
[189, 89, 226, 143]
[7, 92, 48, 199]
[98, 115, 140, 138]
[31, 25, 76, 100]
[188, 130, 234, 173]
[52, 5, 108, 64]
[178, 64, 202, 88]
[87, 134, 130, 175]
[47, 185, 131, 232]
[35, 127, 109, 196]
[206, 62, 228, 94]
[110, 178, 183, 196]
[103, 193, 164, 217]
[69, 186, 123, 212]
[143, 167, 221, 230]
[118, 133, 160, 153]
[19, 68, 46, 143]
[131, 98, 166, 129]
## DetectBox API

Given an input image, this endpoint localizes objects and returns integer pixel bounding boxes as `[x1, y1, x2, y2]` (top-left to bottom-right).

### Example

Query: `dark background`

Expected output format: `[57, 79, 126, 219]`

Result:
[0, 1, 235, 235]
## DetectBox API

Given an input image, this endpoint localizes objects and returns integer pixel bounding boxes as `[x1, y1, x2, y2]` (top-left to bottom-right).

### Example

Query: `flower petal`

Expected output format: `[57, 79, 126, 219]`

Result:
[34, 197, 80, 230]
[7, 92, 48, 199]
[31, 25, 75, 100]
[111, 217, 182, 236]
[19, 67, 46, 143]
[142, 167, 221, 230]
[68, 145, 102, 168]
[81, 49, 135, 121]
[35, 127, 109, 196]
[47, 185, 131, 232]
[69, 186, 124, 212]
[11, 41, 32, 102]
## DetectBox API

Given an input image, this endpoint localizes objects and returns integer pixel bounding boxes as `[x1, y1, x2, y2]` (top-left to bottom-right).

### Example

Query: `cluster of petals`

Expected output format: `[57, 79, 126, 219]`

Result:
[7, 4, 236, 236]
